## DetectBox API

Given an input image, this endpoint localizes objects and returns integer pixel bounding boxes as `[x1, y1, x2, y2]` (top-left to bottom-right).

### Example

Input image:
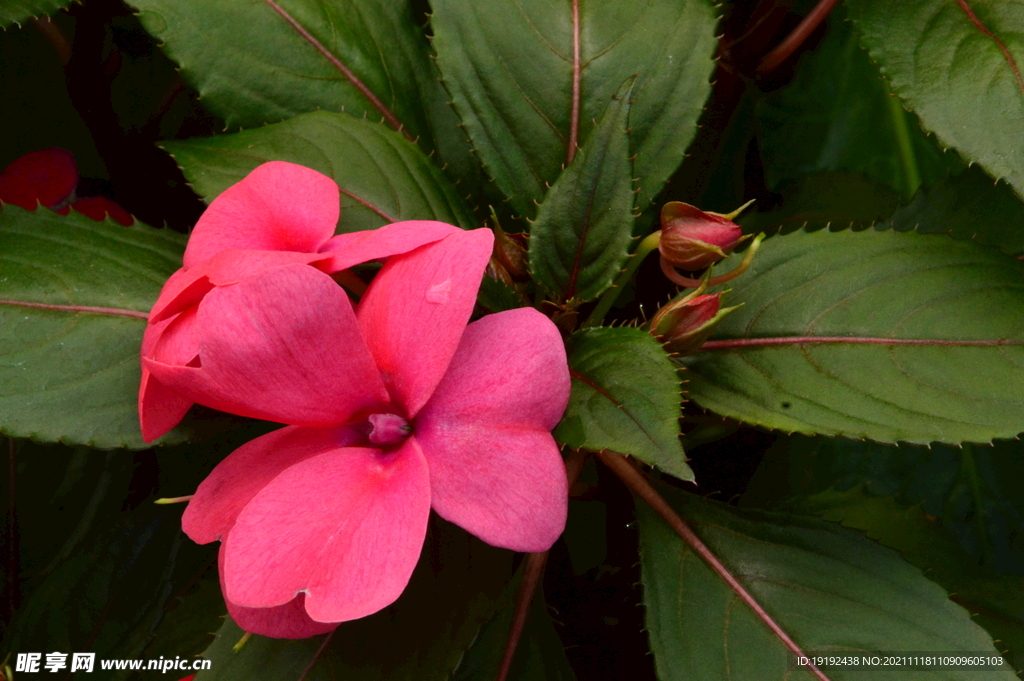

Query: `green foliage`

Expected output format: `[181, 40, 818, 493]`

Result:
[755, 10, 963, 199]
[0, 0, 72, 27]
[164, 111, 475, 234]
[0, 206, 188, 449]
[742, 435, 1024, 670]
[844, 0, 1024, 200]
[128, 0, 475, 183]
[554, 327, 691, 481]
[429, 0, 717, 218]
[637, 486, 1017, 680]
[885, 166, 1024, 256]
[681, 227, 1024, 445]
[194, 519, 514, 681]
[452, 580, 576, 681]
[528, 79, 636, 302]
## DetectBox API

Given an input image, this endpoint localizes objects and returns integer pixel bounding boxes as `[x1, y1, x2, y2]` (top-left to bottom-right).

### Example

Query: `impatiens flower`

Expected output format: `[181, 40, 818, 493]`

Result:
[139, 161, 461, 441]
[142, 164, 571, 639]
[649, 289, 740, 356]
[0, 148, 134, 225]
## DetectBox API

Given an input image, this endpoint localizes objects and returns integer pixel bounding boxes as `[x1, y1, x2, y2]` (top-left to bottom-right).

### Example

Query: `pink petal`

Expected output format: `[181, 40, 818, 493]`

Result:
[415, 308, 570, 552]
[0, 148, 78, 210]
[150, 250, 332, 323]
[138, 369, 194, 443]
[318, 220, 461, 272]
[357, 229, 494, 416]
[183, 162, 339, 268]
[138, 309, 200, 442]
[146, 264, 388, 426]
[183, 425, 361, 544]
[219, 542, 338, 639]
[222, 439, 431, 623]
[70, 196, 134, 225]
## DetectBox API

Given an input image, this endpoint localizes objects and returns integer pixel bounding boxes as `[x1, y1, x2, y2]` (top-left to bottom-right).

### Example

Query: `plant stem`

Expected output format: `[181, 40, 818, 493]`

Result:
[887, 94, 922, 196]
[595, 450, 831, 681]
[495, 450, 588, 681]
[756, 0, 841, 75]
[583, 231, 662, 328]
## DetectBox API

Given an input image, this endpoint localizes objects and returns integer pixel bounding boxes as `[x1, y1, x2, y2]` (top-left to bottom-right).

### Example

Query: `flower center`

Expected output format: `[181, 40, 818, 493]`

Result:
[367, 413, 412, 446]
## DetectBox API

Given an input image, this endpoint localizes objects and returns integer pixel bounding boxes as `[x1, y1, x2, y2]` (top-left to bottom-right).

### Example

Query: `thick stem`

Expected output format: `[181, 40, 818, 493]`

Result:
[595, 450, 831, 681]
[756, 0, 841, 75]
[583, 231, 662, 328]
[495, 450, 588, 681]
[887, 94, 922, 196]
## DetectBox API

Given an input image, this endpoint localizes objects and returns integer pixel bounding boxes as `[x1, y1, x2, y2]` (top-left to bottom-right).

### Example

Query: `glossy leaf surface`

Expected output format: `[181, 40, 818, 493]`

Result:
[164, 111, 475, 234]
[638, 486, 1016, 680]
[554, 327, 690, 481]
[681, 228, 1024, 445]
[430, 0, 717, 218]
[844, 0, 1024, 199]
[0, 206, 186, 448]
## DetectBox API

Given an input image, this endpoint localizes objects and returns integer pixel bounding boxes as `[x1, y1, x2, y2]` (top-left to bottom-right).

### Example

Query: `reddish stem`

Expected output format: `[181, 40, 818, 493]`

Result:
[337, 188, 397, 223]
[756, 0, 841, 75]
[495, 450, 588, 681]
[567, 0, 582, 165]
[297, 629, 336, 681]
[0, 299, 148, 320]
[954, 0, 1024, 99]
[595, 450, 831, 681]
[701, 336, 1024, 350]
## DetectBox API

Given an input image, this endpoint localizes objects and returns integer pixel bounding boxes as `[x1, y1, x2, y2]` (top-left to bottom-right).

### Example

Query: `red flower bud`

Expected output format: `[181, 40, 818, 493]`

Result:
[650, 291, 740, 356]
[658, 201, 747, 271]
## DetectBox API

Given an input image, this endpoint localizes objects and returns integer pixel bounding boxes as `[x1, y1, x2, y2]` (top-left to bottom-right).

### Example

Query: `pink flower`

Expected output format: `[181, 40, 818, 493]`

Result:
[143, 164, 571, 638]
[0, 148, 133, 225]
[139, 161, 461, 441]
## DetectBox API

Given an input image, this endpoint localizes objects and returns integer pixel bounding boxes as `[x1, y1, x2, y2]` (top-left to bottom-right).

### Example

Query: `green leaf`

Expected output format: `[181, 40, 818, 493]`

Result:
[430, 0, 717, 218]
[886, 166, 1024, 256]
[680, 227, 1024, 445]
[0, 206, 188, 449]
[638, 486, 1017, 680]
[529, 80, 635, 301]
[0, 0, 71, 27]
[195, 518, 514, 681]
[844, 0, 1024, 200]
[164, 111, 476, 234]
[743, 435, 1024, 574]
[741, 437, 1024, 671]
[740, 172, 901, 236]
[128, 0, 476, 185]
[554, 327, 690, 481]
[452, 585, 576, 681]
[755, 9, 963, 200]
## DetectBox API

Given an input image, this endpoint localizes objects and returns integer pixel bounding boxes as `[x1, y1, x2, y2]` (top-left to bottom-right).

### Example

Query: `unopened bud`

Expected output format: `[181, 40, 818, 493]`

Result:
[650, 290, 740, 356]
[658, 201, 749, 271]
[491, 222, 529, 282]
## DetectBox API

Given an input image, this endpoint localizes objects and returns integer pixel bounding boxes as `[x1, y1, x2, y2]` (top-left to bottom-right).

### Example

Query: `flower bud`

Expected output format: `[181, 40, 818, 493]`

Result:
[650, 291, 740, 356]
[658, 201, 748, 271]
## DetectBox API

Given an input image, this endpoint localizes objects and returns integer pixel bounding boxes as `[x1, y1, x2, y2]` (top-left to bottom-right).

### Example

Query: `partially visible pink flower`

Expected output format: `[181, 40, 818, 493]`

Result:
[139, 161, 461, 441]
[146, 226, 569, 638]
[0, 148, 78, 211]
[0, 148, 134, 225]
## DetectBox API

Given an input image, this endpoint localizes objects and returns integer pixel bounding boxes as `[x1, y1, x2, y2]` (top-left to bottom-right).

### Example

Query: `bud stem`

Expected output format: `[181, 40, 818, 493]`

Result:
[583, 231, 663, 328]
[660, 233, 765, 288]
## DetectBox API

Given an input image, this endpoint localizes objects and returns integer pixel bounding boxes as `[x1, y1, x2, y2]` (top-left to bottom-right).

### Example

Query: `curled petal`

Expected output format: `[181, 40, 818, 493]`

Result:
[183, 162, 339, 268]
[222, 440, 431, 623]
[318, 220, 461, 272]
[415, 308, 570, 552]
[139, 311, 198, 442]
[219, 543, 337, 639]
[146, 264, 387, 426]
[183, 425, 361, 544]
[357, 228, 494, 416]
